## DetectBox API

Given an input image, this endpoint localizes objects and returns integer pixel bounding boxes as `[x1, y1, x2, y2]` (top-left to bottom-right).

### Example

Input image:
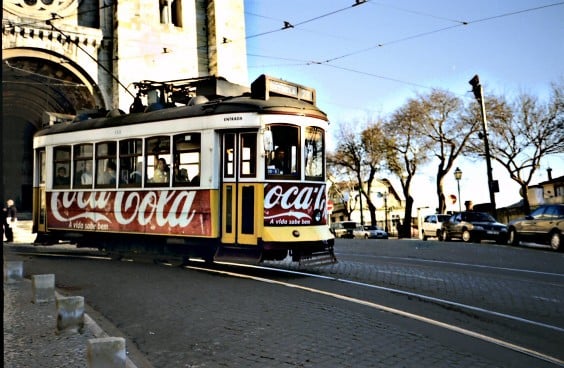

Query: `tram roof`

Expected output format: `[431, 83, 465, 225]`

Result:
[35, 94, 328, 138]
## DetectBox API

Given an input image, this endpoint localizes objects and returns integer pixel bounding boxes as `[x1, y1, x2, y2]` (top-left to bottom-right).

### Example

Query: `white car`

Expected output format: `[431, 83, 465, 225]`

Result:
[354, 225, 388, 239]
[421, 214, 451, 240]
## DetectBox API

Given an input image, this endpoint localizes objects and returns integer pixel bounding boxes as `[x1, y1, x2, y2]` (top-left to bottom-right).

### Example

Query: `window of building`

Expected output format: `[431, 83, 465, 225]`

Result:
[304, 126, 324, 180]
[146, 136, 171, 185]
[265, 124, 299, 178]
[173, 133, 200, 186]
[95, 142, 117, 187]
[74, 144, 93, 188]
[119, 139, 143, 187]
[160, 0, 182, 26]
[53, 146, 71, 188]
[171, 0, 182, 27]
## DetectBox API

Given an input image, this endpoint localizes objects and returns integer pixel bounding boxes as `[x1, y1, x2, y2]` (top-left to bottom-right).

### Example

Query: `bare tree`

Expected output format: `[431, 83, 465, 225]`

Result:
[466, 81, 564, 213]
[385, 100, 434, 237]
[328, 121, 387, 225]
[412, 90, 480, 213]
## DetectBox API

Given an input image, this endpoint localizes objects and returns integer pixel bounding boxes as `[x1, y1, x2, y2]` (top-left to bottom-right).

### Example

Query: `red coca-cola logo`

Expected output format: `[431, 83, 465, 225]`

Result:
[47, 190, 211, 235]
[264, 183, 327, 225]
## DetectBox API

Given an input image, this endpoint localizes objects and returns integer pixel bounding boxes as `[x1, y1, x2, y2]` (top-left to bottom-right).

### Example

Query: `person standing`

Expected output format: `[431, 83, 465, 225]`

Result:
[4, 199, 17, 242]
[1, 204, 7, 242]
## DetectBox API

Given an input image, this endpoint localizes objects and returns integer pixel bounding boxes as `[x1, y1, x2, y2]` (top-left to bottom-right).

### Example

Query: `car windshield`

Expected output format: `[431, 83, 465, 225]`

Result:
[437, 215, 450, 222]
[465, 212, 496, 222]
[341, 222, 357, 229]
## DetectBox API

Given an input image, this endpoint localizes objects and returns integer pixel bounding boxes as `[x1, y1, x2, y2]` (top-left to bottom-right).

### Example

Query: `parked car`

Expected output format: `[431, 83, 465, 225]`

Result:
[363, 225, 388, 239]
[351, 225, 388, 239]
[507, 204, 563, 251]
[330, 221, 358, 238]
[421, 214, 451, 240]
[440, 211, 508, 244]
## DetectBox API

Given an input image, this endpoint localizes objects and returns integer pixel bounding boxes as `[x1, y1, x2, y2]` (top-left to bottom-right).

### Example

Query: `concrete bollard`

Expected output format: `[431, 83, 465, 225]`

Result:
[56, 296, 85, 333]
[87, 337, 127, 368]
[32, 274, 55, 303]
[4, 261, 23, 283]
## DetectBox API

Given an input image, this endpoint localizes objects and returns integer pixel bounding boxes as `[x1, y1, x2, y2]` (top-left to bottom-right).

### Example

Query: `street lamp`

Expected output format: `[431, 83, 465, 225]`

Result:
[378, 191, 389, 233]
[454, 167, 462, 212]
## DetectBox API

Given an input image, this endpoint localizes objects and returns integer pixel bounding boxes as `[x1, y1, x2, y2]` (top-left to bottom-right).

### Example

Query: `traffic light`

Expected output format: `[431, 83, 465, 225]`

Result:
[468, 74, 482, 101]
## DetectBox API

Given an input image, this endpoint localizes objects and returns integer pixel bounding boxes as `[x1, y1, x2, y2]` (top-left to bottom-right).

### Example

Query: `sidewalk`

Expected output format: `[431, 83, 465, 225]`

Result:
[3, 220, 145, 367]
[4, 277, 99, 367]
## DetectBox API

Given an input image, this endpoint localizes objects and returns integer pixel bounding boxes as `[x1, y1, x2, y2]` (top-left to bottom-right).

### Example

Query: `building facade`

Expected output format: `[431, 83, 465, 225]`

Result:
[2, 0, 247, 211]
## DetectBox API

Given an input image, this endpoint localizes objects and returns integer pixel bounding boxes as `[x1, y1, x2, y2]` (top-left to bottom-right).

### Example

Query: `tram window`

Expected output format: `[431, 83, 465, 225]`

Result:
[304, 127, 324, 180]
[38, 149, 46, 185]
[240, 133, 257, 177]
[95, 142, 117, 187]
[173, 133, 201, 186]
[146, 136, 171, 185]
[266, 125, 299, 177]
[74, 144, 93, 188]
[224, 133, 235, 178]
[53, 146, 71, 188]
[119, 139, 143, 187]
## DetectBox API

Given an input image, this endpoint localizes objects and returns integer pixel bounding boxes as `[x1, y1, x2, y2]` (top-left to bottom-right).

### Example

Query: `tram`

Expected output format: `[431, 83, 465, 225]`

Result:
[31, 74, 335, 265]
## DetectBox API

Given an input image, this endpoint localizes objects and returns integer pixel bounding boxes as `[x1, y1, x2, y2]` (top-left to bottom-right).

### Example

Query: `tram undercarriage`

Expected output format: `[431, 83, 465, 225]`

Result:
[33, 231, 337, 266]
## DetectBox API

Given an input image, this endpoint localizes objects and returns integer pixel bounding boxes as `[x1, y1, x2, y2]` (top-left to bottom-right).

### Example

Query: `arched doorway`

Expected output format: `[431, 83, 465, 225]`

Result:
[2, 48, 105, 211]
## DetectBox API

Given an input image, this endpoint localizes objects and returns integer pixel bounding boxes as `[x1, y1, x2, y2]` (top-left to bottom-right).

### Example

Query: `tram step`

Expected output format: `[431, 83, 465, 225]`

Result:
[214, 247, 262, 265]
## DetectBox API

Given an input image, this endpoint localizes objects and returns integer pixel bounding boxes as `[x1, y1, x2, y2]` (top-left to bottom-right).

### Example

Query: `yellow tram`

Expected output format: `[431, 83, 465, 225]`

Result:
[32, 75, 335, 265]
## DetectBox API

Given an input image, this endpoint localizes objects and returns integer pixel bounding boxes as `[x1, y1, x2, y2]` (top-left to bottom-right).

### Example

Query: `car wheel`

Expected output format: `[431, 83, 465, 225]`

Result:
[461, 229, 472, 243]
[422, 231, 428, 241]
[435, 230, 442, 241]
[364, 234, 369, 239]
[549, 231, 561, 251]
[507, 228, 519, 246]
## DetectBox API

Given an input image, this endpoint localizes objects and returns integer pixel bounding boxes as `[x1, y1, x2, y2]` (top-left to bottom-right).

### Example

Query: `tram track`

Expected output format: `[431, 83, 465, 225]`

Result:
[9, 245, 564, 366]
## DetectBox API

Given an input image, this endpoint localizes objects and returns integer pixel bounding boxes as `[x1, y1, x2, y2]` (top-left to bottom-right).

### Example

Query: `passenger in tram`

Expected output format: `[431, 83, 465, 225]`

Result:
[129, 162, 142, 184]
[81, 161, 93, 185]
[270, 147, 286, 174]
[152, 158, 169, 183]
[173, 160, 189, 183]
[104, 162, 117, 185]
[54, 166, 70, 186]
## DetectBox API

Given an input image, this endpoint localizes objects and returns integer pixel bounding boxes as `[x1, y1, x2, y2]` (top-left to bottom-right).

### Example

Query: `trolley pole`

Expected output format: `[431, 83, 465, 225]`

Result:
[469, 75, 497, 218]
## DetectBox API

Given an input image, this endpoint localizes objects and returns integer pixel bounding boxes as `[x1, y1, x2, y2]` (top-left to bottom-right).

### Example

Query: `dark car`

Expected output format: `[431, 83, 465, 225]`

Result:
[507, 204, 563, 251]
[440, 211, 508, 244]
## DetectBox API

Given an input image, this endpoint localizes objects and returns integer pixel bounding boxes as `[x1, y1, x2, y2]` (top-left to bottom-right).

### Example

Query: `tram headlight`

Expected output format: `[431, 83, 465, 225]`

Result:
[292, 230, 300, 238]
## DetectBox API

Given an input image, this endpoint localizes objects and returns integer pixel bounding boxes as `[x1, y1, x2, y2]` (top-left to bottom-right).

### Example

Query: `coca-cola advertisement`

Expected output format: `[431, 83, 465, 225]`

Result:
[264, 183, 327, 226]
[47, 190, 211, 236]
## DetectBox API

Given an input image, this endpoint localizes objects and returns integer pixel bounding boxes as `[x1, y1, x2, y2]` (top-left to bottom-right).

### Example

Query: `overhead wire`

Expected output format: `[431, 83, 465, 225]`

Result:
[246, 1, 564, 90]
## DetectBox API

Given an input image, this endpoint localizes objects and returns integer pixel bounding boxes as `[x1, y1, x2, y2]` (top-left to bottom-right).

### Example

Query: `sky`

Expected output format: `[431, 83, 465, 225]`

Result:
[243, 0, 564, 212]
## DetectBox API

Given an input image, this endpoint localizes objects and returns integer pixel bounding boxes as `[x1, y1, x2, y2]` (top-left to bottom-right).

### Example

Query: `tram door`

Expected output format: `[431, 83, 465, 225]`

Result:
[221, 132, 261, 246]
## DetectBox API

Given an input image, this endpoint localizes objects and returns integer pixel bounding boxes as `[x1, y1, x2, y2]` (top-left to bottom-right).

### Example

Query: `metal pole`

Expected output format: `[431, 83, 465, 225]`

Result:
[384, 194, 388, 233]
[456, 180, 462, 213]
[469, 75, 497, 218]
[477, 85, 497, 218]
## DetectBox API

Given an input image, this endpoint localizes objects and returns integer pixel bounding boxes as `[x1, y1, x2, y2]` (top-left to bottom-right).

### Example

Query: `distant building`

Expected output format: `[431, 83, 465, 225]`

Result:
[2, 0, 247, 210]
[496, 169, 563, 223]
[526, 170, 563, 206]
[328, 178, 405, 234]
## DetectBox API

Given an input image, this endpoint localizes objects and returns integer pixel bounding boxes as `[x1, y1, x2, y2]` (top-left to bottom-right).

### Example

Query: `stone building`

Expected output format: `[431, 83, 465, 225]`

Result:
[2, 0, 247, 211]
